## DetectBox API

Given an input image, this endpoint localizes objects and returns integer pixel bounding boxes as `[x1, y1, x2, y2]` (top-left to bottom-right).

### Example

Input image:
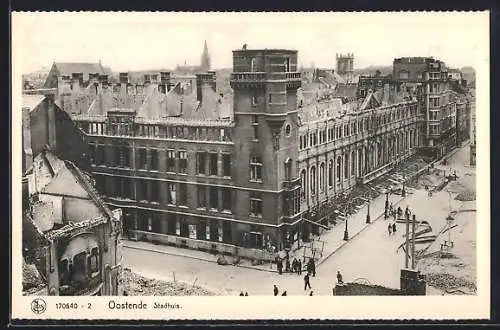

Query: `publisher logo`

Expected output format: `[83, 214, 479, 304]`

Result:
[31, 298, 47, 314]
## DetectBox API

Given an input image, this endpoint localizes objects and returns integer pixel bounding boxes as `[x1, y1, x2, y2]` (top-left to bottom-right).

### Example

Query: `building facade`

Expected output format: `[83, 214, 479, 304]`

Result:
[61, 50, 469, 257]
[336, 53, 355, 83]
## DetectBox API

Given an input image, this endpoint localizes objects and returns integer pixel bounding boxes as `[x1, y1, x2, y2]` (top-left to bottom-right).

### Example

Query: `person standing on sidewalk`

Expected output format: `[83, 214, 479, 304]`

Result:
[304, 273, 312, 290]
[277, 259, 283, 275]
[337, 271, 344, 284]
[285, 258, 291, 273]
[297, 259, 302, 275]
[392, 223, 397, 235]
[388, 223, 392, 236]
[274, 285, 279, 296]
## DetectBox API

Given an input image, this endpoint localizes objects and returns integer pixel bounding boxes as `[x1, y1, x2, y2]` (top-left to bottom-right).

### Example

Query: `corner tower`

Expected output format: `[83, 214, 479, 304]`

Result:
[230, 48, 302, 250]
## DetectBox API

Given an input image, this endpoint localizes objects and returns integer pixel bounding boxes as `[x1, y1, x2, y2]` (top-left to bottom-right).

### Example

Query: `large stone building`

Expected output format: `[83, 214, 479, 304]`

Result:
[22, 89, 123, 296]
[57, 49, 471, 258]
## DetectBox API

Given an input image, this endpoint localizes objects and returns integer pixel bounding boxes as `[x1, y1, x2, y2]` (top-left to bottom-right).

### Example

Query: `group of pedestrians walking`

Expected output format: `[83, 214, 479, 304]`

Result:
[277, 256, 308, 276]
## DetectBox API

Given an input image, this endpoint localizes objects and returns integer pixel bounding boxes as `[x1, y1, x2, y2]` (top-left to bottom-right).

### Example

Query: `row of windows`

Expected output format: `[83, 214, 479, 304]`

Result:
[82, 121, 231, 142]
[89, 145, 231, 177]
[98, 176, 265, 217]
[130, 211, 232, 244]
[300, 132, 418, 199]
[299, 105, 417, 150]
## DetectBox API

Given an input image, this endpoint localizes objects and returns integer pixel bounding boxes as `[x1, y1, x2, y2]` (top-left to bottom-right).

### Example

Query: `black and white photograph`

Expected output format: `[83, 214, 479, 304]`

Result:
[11, 11, 489, 320]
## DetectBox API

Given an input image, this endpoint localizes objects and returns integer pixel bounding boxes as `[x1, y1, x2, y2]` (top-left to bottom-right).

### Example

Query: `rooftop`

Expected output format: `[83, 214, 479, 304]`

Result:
[22, 94, 46, 111]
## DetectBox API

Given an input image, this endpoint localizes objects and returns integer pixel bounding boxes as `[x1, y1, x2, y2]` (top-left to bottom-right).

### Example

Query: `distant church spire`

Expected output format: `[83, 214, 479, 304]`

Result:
[200, 40, 211, 72]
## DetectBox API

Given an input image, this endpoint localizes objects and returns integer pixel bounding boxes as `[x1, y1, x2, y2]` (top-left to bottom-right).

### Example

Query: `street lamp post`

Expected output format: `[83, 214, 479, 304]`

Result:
[366, 192, 371, 224]
[343, 202, 349, 241]
[402, 176, 406, 197]
[384, 191, 389, 219]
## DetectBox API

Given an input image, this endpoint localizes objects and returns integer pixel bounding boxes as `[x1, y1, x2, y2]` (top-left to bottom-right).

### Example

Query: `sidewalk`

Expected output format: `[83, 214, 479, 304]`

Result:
[123, 190, 408, 273]
[123, 154, 439, 274]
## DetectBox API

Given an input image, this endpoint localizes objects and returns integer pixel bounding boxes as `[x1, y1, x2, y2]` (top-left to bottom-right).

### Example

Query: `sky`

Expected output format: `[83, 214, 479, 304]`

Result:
[13, 11, 489, 74]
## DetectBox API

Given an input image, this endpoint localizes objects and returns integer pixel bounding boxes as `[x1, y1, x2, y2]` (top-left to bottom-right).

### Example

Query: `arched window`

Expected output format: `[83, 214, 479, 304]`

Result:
[351, 151, 356, 177]
[285, 158, 292, 180]
[328, 159, 334, 187]
[344, 153, 349, 179]
[310, 166, 316, 195]
[320, 162, 325, 192]
[300, 169, 307, 201]
[336, 156, 342, 183]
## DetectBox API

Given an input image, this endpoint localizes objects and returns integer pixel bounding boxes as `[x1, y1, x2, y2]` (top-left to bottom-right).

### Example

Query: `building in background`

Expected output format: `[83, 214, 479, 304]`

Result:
[175, 40, 211, 75]
[22, 89, 123, 296]
[470, 90, 476, 166]
[336, 53, 355, 83]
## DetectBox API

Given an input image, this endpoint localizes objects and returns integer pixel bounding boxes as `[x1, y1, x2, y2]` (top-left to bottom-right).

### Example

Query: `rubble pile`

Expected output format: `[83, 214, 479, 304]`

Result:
[455, 190, 476, 202]
[425, 272, 477, 293]
[22, 260, 44, 291]
[121, 269, 216, 296]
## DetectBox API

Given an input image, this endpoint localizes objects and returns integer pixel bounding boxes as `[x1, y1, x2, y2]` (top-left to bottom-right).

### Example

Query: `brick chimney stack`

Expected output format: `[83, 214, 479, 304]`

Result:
[71, 72, 83, 93]
[119, 72, 129, 94]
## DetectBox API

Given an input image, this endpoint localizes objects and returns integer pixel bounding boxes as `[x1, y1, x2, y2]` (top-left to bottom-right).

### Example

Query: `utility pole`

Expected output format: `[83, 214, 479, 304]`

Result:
[411, 214, 416, 269]
[405, 212, 410, 269]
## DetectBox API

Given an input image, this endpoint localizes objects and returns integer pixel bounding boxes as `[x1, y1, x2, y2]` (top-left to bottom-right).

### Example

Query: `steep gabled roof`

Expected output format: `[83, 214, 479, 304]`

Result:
[54, 62, 107, 80]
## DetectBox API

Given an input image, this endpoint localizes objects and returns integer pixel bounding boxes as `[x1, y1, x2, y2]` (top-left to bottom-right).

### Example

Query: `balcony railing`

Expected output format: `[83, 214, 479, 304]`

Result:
[230, 72, 266, 82]
[282, 177, 301, 190]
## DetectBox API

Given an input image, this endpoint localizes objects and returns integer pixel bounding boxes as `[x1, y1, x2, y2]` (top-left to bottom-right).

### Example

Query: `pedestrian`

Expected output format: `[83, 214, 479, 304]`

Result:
[281, 291, 287, 296]
[245, 292, 249, 296]
[337, 271, 343, 284]
[392, 223, 397, 234]
[277, 259, 283, 275]
[239, 291, 244, 296]
[388, 224, 392, 236]
[304, 273, 312, 290]
[291, 258, 297, 273]
[405, 206, 410, 217]
[397, 206, 402, 217]
[309, 291, 314, 296]
[285, 258, 291, 273]
[273, 285, 279, 296]
[297, 259, 302, 275]
[309, 259, 316, 277]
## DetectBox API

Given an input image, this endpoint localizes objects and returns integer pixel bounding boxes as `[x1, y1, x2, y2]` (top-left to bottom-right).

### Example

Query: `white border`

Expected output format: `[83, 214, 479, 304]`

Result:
[11, 11, 490, 320]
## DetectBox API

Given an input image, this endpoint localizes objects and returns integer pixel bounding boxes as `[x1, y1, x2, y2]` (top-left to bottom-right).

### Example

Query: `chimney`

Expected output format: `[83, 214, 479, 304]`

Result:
[195, 72, 217, 104]
[119, 72, 129, 94]
[99, 74, 109, 85]
[22, 106, 33, 173]
[150, 74, 158, 84]
[71, 73, 83, 92]
[160, 72, 171, 92]
[144, 74, 151, 84]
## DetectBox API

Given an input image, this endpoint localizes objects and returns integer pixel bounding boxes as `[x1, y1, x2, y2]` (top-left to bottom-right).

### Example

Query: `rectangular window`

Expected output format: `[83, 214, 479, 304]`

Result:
[167, 183, 176, 205]
[150, 149, 158, 171]
[209, 153, 218, 176]
[138, 179, 148, 201]
[167, 150, 176, 172]
[178, 150, 187, 174]
[222, 154, 231, 177]
[197, 152, 207, 174]
[138, 149, 147, 169]
[222, 188, 231, 212]
[250, 194, 263, 217]
[209, 187, 218, 209]
[197, 186, 207, 208]
[150, 180, 160, 202]
[179, 183, 187, 206]
[253, 125, 259, 140]
[250, 156, 263, 181]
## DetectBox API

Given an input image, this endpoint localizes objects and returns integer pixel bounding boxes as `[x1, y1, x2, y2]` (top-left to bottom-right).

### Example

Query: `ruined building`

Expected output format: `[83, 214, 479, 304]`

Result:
[22, 89, 123, 296]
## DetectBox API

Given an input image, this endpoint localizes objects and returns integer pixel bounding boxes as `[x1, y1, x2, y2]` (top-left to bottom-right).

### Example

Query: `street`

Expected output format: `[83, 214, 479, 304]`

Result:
[123, 143, 476, 295]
